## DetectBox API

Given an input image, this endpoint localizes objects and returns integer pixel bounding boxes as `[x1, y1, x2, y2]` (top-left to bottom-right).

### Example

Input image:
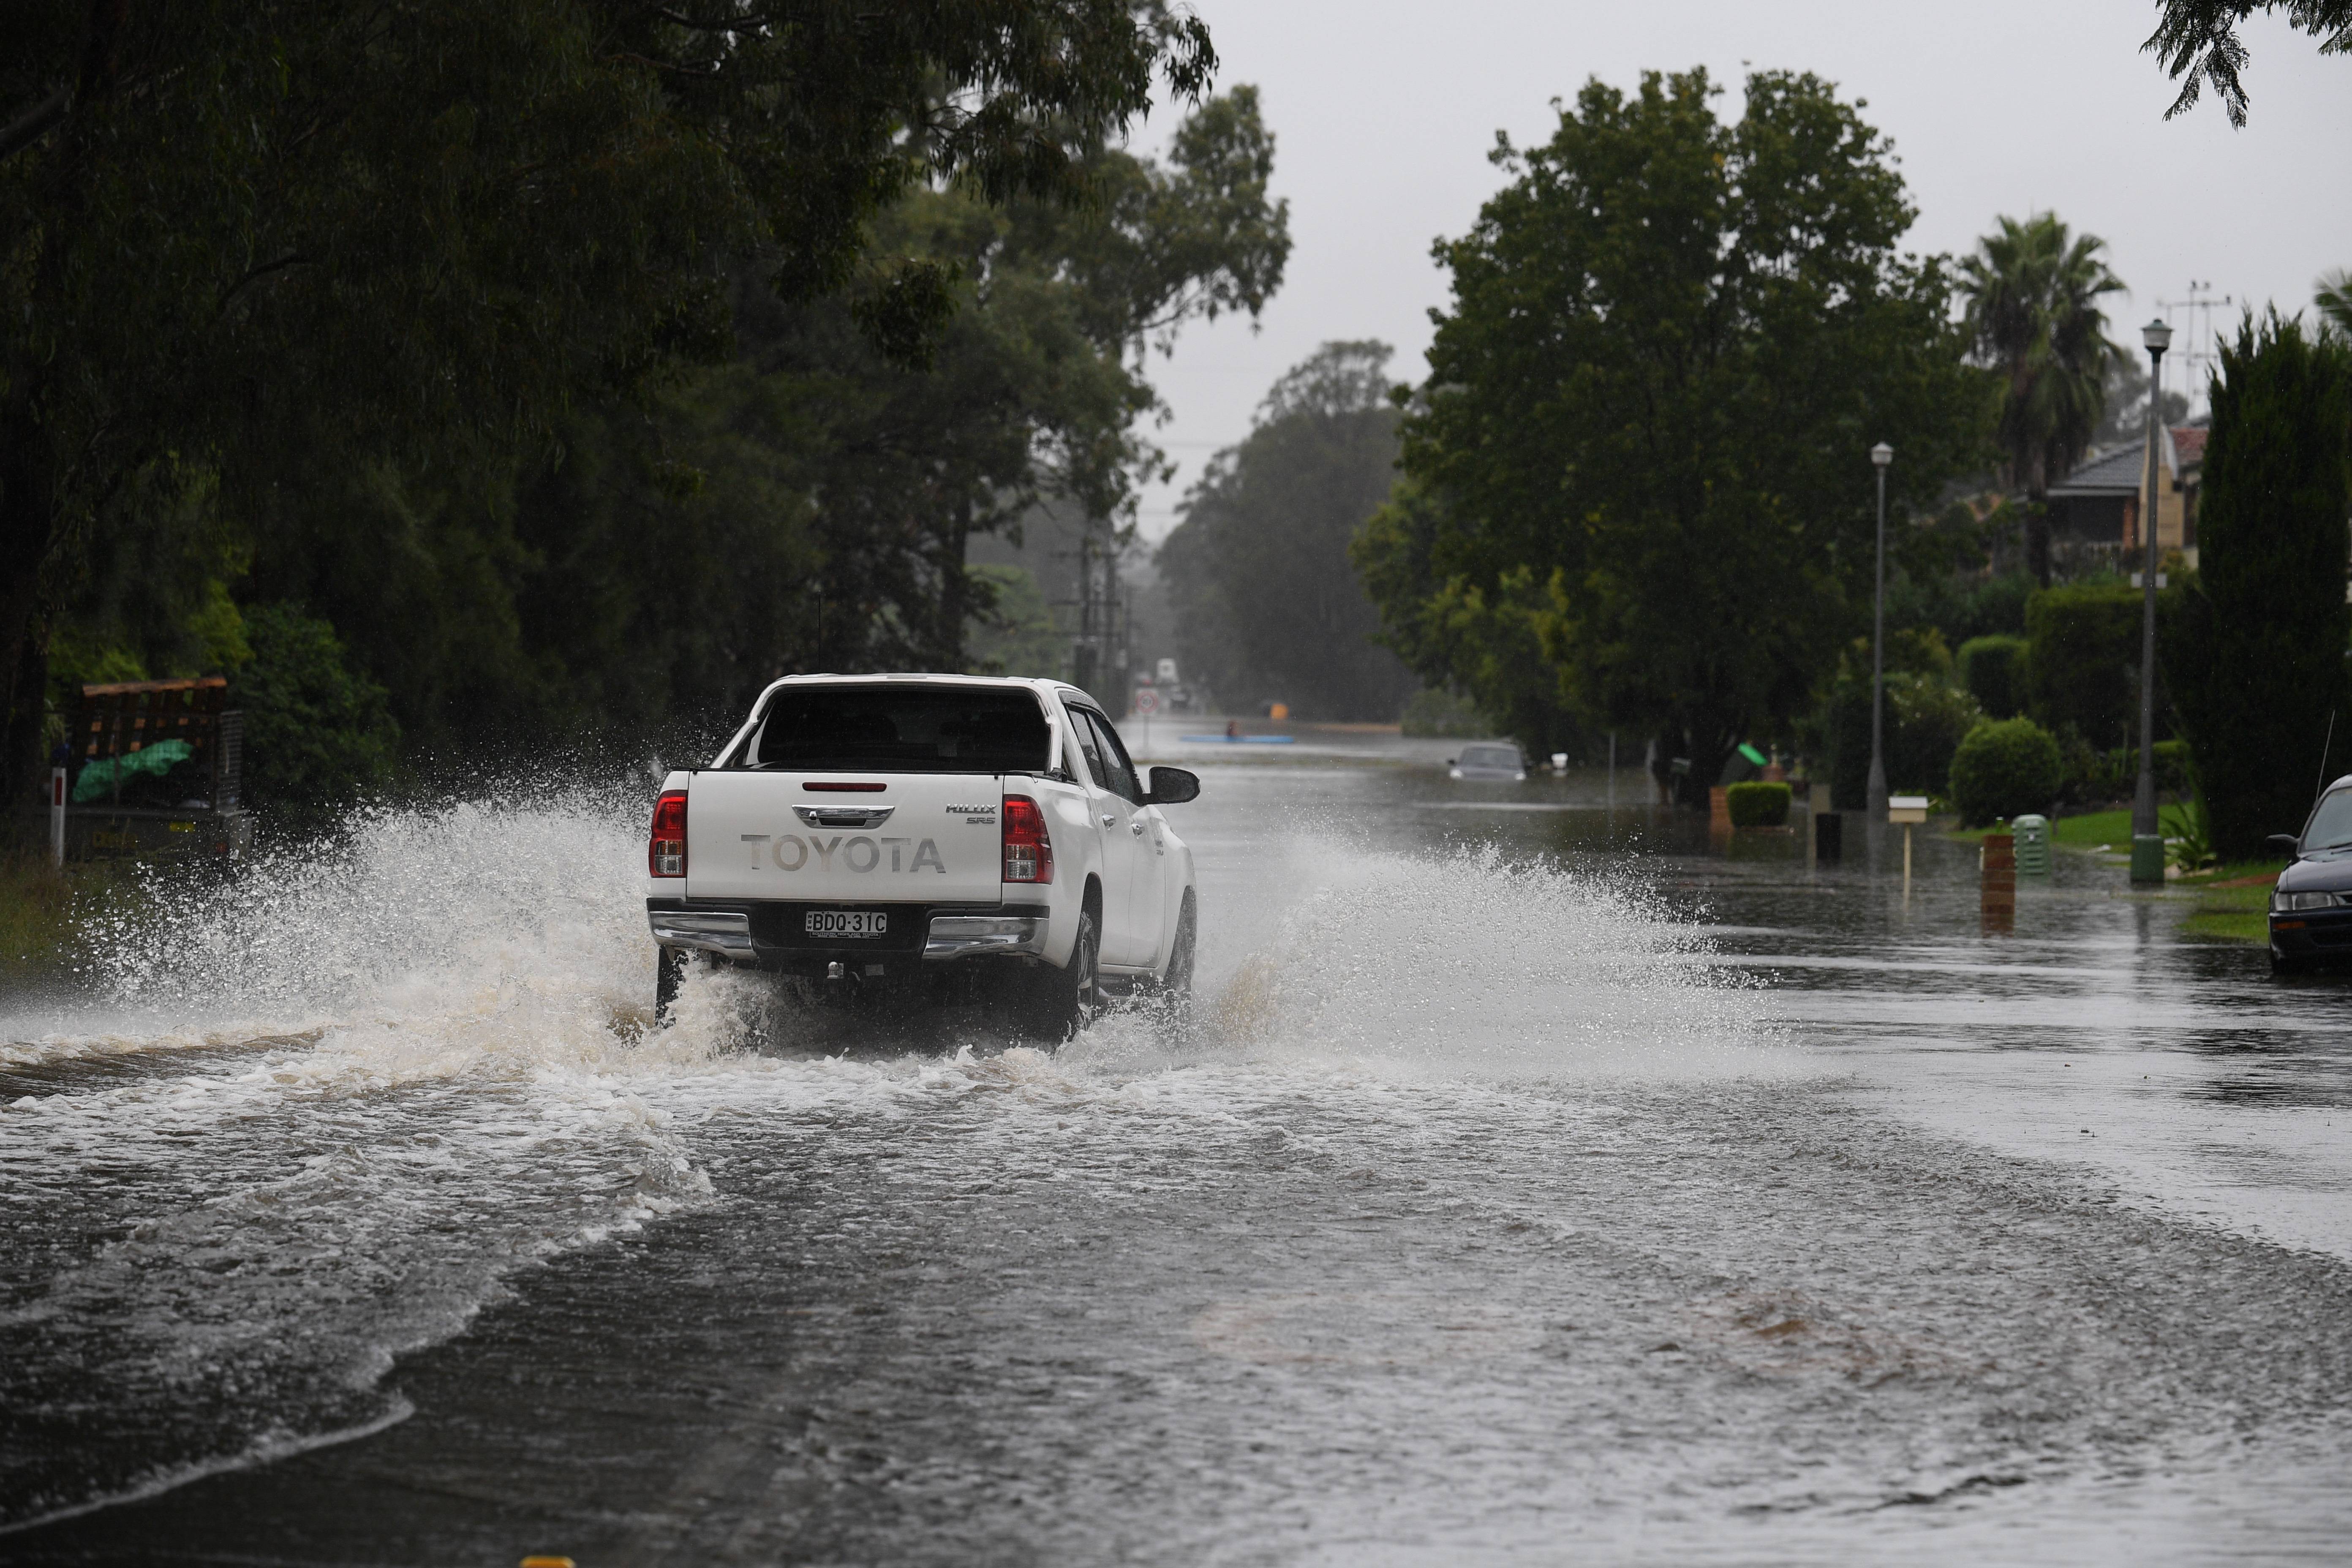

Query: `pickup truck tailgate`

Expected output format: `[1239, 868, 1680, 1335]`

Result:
[684, 771, 1005, 904]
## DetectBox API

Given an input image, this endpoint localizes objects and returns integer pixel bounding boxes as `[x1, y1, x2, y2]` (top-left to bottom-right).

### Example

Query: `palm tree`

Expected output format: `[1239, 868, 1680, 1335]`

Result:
[2319, 269, 2352, 343]
[1959, 214, 2126, 585]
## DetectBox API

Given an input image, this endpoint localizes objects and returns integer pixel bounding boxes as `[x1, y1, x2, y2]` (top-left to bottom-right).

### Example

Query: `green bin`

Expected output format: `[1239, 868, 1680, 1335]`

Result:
[2013, 814, 2050, 877]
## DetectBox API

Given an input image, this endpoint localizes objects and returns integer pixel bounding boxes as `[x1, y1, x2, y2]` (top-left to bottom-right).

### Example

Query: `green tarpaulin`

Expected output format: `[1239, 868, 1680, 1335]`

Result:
[73, 740, 194, 803]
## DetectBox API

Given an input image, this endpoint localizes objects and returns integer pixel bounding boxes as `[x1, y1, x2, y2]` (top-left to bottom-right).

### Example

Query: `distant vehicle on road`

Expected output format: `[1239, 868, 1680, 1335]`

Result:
[645, 675, 1200, 1039]
[2267, 775, 2352, 973]
[1449, 743, 1527, 782]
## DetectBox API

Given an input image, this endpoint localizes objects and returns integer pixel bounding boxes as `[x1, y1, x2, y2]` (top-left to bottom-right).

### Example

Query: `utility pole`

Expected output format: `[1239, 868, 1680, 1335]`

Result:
[2155, 282, 2232, 419]
[2131, 318, 2173, 885]
[1867, 443, 1893, 819]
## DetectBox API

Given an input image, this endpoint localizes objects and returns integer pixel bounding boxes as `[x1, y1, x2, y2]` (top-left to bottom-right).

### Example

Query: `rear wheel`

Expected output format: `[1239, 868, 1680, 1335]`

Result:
[1029, 911, 1101, 1046]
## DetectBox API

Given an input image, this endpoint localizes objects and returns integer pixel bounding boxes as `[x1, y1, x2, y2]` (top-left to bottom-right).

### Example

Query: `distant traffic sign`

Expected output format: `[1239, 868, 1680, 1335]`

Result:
[1132, 687, 1162, 715]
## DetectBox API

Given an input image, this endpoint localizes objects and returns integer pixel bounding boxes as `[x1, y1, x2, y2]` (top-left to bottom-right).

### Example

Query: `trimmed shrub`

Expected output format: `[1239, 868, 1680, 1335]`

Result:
[1957, 634, 2027, 719]
[1949, 717, 2066, 827]
[2062, 738, 2196, 804]
[1726, 780, 1791, 827]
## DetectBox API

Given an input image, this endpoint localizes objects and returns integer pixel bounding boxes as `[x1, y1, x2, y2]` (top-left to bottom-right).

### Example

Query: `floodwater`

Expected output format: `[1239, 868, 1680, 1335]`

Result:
[4, 740, 2351, 1565]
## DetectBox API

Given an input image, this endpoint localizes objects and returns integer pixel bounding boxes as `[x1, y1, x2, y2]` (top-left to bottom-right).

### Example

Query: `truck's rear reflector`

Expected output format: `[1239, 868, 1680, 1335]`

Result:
[649, 790, 687, 877]
[804, 781, 887, 792]
[1002, 795, 1053, 884]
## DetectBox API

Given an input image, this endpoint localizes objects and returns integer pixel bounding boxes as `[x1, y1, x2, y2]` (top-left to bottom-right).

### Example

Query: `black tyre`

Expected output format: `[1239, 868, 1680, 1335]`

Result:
[1030, 910, 1101, 1045]
[1162, 890, 1197, 999]
[2271, 948, 2311, 977]
[655, 946, 688, 1021]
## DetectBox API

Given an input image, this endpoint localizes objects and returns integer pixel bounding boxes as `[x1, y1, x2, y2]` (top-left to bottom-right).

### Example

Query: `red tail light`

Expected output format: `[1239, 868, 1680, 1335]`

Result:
[1002, 795, 1053, 884]
[649, 790, 687, 877]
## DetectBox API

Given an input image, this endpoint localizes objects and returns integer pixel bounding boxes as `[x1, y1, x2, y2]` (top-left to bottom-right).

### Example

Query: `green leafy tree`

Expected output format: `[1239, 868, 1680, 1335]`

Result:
[1368, 68, 1991, 800]
[1958, 213, 2126, 585]
[1352, 482, 1582, 755]
[1158, 341, 1416, 719]
[2162, 312, 2352, 858]
[231, 605, 402, 821]
[0, 0, 1219, 802]
[2145, 1, 2352, 124]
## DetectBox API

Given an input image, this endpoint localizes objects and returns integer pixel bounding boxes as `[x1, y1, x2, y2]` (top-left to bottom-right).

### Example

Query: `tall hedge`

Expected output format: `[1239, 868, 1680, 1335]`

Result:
[2023, 583, 2147, 750]
[2163, 313, 2352, 860]
[1957, 634, 2027, 718]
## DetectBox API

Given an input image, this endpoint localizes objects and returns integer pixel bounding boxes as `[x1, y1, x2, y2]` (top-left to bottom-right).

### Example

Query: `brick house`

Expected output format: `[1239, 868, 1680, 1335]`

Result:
[2043, 425, 2206, 572]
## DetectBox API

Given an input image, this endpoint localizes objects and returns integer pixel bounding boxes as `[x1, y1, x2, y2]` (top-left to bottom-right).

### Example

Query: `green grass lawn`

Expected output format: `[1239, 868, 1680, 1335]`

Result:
[1945, 807, 2132, 848]
[2050, 808, 2133, 849]
[0, 851, 146, 981]
[2176, 858, 2288, 945]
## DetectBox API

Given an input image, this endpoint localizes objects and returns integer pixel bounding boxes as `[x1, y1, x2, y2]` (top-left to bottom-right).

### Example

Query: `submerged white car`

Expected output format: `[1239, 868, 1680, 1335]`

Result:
[1449, 743, 1527, 781]
[645, 675, 1200, 1039]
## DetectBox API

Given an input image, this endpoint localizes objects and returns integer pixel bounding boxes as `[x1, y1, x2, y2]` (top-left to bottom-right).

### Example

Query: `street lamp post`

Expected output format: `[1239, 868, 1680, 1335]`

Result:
[1867, 442, 1894, 819]
[2131, 318, 2173, 885]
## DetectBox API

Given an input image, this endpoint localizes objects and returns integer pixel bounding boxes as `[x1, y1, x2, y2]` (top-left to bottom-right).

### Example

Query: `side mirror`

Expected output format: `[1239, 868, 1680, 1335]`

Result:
[1446, 757, 1457, 767]
[1144, 766, 1200, 806]
[2268, 833, 2303, 860]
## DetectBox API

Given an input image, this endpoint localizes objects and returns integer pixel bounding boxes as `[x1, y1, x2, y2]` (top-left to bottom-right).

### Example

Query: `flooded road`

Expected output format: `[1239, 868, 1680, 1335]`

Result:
[5, 747, 2352, 1564]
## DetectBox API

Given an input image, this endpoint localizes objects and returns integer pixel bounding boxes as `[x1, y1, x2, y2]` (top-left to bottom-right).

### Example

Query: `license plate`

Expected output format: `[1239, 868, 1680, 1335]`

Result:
[806, 910, 887, 938]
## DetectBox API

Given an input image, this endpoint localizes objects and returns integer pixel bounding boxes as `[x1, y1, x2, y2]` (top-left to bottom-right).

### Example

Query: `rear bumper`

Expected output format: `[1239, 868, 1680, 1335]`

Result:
[648, 898, 1049, 972]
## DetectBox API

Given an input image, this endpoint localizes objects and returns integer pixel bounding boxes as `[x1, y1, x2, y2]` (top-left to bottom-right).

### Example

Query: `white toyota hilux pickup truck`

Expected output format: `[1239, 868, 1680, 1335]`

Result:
[644, 675, 1200, 1039]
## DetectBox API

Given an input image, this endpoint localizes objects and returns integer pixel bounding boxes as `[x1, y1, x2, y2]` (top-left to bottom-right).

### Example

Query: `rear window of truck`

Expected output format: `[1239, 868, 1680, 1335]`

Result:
[737, 686, 1051, 774]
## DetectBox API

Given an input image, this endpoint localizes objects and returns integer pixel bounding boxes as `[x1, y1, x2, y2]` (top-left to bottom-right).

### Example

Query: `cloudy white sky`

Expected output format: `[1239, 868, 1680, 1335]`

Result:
[1126, 0, 2352, 542]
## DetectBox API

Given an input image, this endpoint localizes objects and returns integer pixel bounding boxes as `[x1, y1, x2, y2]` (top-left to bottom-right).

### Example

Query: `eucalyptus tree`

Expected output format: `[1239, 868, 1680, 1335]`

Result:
[1362, 68, 1990, 800]
[1958, 213, 2126, 585]
[1158, 340, 1415, 720]
[0, 0, 1217, 801]
[221, 88, 1289, 764]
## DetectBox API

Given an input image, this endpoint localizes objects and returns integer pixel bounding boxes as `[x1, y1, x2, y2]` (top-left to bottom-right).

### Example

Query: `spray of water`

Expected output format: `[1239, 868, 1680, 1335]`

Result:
[0, 784, 1769, 1527]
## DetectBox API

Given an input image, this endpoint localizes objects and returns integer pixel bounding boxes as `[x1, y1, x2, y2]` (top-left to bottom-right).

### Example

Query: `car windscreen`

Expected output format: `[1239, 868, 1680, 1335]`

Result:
[1462, 746, 1519, 768]
[2306, 788, 2352, 850]
[740, 686, 1050, 774]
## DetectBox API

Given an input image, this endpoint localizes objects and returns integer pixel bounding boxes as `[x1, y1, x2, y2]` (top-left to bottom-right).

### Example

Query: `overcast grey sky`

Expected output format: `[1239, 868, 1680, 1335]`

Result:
[1128, 0, 2352, 542]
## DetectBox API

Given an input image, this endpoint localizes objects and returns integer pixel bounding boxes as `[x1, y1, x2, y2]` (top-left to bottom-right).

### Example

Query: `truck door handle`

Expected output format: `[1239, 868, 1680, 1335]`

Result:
[1130, 820, 1145, 836]
[1100, 813, 1116, 828]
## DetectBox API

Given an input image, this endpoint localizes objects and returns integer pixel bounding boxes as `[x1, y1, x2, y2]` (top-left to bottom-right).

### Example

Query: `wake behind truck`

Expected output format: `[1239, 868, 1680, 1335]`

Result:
[645, 675, 1200, 1039]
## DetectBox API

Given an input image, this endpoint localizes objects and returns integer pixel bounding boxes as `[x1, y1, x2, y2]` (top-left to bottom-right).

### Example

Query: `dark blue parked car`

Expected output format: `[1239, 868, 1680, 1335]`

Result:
[2268, 778, 2352, 973]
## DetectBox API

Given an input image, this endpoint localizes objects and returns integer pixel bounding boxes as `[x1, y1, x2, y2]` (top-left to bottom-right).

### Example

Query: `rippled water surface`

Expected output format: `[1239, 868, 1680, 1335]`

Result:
[5, 753, 2351, 1565]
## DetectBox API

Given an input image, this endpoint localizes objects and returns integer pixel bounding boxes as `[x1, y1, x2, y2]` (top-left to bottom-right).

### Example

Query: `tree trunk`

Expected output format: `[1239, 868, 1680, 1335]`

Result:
[937, 499, 972, 671]
[2025, 492, 2051, 587]
[0, 398, 59, 812]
